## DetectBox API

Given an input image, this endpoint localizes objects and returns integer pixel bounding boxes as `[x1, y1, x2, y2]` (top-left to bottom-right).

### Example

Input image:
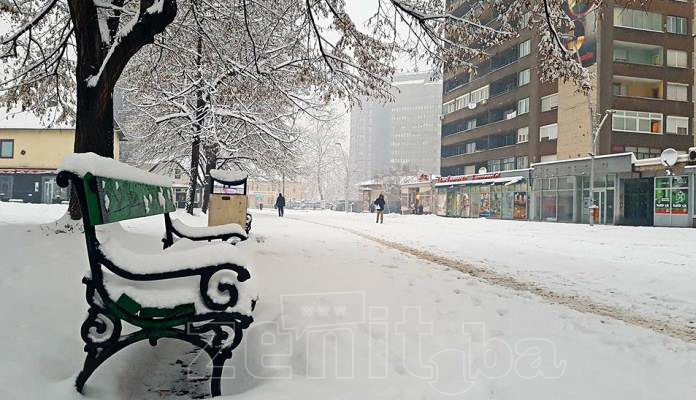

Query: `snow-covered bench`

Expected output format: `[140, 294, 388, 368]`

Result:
[57, 153, 257, 397]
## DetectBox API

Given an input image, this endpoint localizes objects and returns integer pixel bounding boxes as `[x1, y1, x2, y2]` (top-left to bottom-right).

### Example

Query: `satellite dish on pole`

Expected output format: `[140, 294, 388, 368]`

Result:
[478, 167, 487, 174]
[467, 102, 477, 110]
[660, 148, 678, 167]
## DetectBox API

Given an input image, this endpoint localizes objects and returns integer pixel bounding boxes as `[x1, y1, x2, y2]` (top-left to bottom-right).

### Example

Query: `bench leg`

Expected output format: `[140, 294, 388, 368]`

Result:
[210, 353, 227, 397]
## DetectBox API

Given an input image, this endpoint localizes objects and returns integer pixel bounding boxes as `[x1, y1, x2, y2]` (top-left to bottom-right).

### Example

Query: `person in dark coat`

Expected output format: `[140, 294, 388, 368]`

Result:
[275, 193, 286, 217]
[374, 193, 386, 223]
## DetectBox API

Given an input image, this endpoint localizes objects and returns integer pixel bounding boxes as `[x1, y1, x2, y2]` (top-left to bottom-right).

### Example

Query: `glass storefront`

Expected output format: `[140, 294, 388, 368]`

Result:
[532, 174, 617, 224]
[654, 175, 690, 227]
[436, 180, 529, 220]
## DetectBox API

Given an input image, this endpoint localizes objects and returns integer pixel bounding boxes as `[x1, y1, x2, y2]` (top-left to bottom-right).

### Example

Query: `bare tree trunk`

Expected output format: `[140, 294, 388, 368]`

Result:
[65, 0, 177, 220]
[201, 146, 217, 214]
[185, 29, 205, 215]
[186, 137, 201, 214]
[317, 163, 324, 201]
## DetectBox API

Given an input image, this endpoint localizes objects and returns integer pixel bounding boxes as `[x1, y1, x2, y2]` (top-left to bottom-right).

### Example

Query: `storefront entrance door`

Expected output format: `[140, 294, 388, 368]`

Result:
[592, 190, 606, 225]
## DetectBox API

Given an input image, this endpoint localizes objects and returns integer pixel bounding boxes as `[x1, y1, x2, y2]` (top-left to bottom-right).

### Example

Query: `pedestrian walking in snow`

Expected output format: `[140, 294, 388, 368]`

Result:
[374, 194, 385, 223]
[259, 202, 263, 211]
[275, 193, 286, 217]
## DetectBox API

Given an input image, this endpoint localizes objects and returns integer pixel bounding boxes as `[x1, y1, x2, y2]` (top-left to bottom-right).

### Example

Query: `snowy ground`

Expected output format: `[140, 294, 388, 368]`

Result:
[1, 202, 695, 399]
[287, 210, 696, 329]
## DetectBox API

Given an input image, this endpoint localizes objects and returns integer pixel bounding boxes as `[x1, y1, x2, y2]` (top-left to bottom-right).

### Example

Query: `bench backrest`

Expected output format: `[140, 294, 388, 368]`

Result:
[81, 173, 176, 225]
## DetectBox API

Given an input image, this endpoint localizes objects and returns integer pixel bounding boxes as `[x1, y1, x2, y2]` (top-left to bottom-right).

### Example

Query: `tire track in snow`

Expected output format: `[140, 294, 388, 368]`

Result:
[290, 217, 696, 344]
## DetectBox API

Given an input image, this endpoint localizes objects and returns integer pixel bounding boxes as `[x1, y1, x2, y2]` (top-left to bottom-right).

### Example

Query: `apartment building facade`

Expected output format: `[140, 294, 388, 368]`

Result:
[350, 72, 442, 184]
[441, 0, 695, 177]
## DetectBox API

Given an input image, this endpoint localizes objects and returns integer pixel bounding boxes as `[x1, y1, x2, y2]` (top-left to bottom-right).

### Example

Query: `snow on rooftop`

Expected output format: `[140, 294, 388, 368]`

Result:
[0, 109, 74, 130]
[531, 152, 636, 167]
[59, 153, 172, 187]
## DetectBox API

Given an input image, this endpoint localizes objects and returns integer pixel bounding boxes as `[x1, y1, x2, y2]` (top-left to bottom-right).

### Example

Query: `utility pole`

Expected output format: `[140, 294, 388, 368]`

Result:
[588, 109, 614, 226]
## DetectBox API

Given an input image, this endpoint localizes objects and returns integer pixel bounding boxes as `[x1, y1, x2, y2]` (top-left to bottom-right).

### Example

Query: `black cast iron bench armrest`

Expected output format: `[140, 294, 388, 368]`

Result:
[163, 214, 247, 248]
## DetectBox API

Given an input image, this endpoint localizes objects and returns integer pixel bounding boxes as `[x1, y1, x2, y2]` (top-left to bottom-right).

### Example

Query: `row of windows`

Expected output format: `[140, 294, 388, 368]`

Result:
[443, 92, 558, 137]
[443, 39, 532, 94]
[612, 76, 690, 101]
[613, 41, 689, 68]
[441, 155, 529, 177]
[613, 7, 689, 35]
[612, 110, 689, 135]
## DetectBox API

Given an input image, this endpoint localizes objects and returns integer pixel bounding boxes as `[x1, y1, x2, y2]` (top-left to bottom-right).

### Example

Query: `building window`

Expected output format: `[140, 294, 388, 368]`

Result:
[516, 155, 529, 169]
[540, 124, 558, 140]
[0, 139, 14, 158]
[666, 16, 688, 35]
[613, 7, 662, 31]
[625, 146, 661, 159]
[612, 110, 663, 134]
[613, 41, 662, 66]
[518, 69, 530, 86]
[540, 94, 558, 112]
[613, 76, 662, 99]
[517, 127, 529, 143]
[455, 93, 470, 110]
[470, 85, 489, 104]
[519, 40, 531, 58]
[666, 116, 689, 135]
[502, 157, 515, 171]
[666, 83, 688, 101]
[517, 97, 529, 115]
[466, 119, 477, 130]
[666, 49, 688, 68]
[465, 142, 476, 153]
[442, 101, 455, 115]
[488, 159, 501, 172]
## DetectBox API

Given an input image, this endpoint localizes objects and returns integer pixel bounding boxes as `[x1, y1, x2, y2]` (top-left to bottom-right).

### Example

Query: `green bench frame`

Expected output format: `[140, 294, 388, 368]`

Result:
[57, 170, 255, 397]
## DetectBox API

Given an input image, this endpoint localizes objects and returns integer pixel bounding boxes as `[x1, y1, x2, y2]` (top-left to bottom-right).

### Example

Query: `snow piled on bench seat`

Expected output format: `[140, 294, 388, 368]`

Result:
[59, 152, 172, 187]
[98, 236, 256, 315]
[99, 236, 248, 275]
[172, 218, 247, 238]
[103, 270, 257, 316]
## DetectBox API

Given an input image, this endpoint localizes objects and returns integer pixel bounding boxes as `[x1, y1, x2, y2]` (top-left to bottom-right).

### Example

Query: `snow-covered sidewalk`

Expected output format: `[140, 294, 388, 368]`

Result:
[287, 210, 696, 329]
[1, 203, 695, 399]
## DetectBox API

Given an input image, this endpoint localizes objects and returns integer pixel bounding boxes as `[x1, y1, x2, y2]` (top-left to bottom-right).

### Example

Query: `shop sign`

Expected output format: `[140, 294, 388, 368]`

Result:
[436, 173, 501, 184]
[654, 176, 689, 215]
[655, 189, 671, 214]
[671, 189, 689, 215]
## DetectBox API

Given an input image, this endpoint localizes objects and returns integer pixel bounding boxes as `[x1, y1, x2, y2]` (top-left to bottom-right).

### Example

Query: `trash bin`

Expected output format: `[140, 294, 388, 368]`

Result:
[207, 170, 248, 227]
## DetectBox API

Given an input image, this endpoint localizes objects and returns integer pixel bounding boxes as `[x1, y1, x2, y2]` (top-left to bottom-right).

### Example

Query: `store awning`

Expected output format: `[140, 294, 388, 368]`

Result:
[435, 176, 524, 187]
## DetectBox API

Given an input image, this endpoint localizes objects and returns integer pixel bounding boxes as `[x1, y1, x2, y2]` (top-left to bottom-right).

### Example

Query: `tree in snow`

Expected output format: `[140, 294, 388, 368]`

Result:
[0, 0, 624, 218]
[298, 115, 347, 202]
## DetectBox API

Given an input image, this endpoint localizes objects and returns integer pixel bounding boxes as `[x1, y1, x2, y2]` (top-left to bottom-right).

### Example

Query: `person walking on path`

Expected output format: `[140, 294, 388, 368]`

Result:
[275, 193, 286, 217]
[374, 194, 386, 223]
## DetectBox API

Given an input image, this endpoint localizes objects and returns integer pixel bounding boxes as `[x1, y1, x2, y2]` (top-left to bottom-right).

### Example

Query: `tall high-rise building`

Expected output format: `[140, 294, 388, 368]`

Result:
[441, 0, 695, 177]
[349, 72, 442, 183]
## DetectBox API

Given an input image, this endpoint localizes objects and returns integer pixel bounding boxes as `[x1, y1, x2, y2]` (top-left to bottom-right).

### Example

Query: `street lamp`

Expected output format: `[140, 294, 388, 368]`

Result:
[588, 109, 615, 226]
[335, 142, 350, 214]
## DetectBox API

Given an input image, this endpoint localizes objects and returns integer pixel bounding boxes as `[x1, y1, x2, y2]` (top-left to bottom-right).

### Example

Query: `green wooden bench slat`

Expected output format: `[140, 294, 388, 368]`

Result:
[139, 303, 196, 319]
[96, 177, 175, 224]
[116, 293, 142, 315]
[83, 174, 104, 225]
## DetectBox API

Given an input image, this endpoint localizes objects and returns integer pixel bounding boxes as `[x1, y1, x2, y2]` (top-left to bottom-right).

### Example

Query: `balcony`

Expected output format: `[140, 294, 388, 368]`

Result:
[613, 41, 662, 67]
[613, 76, 662, 100]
